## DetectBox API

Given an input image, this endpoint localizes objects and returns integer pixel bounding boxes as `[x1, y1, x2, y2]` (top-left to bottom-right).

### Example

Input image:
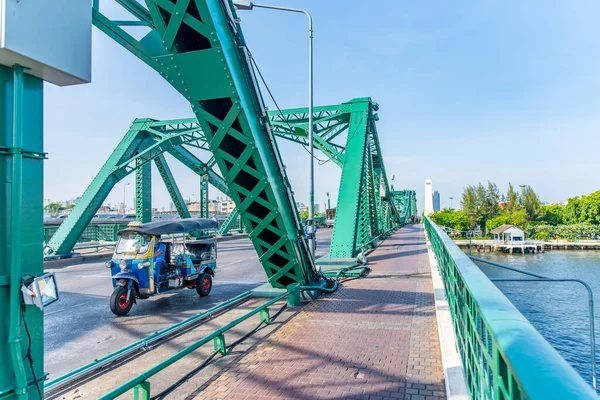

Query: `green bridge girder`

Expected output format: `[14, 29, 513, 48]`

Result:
[392, 190, 418, 224]
[47, 97, 412, 266]
[326, 99, 404, 259]
[154, 154, 191, 219]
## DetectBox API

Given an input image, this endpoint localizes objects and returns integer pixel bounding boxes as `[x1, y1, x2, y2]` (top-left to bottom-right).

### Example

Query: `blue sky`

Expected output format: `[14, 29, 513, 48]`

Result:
[43, 0, 600, 212]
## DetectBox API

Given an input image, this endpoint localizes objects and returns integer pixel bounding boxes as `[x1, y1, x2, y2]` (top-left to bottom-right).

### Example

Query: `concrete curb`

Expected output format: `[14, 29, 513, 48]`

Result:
[44, 253, 113, 269]
[44, 234, 250, 270]
[217, 233, 248, 242]
[424, 228, 469, 400]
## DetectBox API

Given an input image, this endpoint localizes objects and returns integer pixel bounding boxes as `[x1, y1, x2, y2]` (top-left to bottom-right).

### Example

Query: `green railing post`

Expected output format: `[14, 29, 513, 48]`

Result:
[259, 309, 270, 325]
[133, 382, 150, 400]
[213, 334, 226, 356]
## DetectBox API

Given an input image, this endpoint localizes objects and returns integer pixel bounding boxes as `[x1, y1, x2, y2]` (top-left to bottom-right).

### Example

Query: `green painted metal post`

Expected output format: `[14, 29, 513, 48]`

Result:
[200, 175, 209, 218]
[0, 64, 45, 399]
[136, 157, 152, 223]
[133, 382, 150, 400]
[213, 334, 226, 356]
[259, 309, 270, 325]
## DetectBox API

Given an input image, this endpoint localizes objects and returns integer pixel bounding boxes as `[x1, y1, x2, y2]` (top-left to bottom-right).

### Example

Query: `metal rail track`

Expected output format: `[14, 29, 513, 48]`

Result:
[44, 291, 252, 398]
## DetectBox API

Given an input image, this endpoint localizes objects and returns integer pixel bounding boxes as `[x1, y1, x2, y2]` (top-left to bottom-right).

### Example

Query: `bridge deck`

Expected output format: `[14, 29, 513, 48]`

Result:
[192, 225, 446, 400]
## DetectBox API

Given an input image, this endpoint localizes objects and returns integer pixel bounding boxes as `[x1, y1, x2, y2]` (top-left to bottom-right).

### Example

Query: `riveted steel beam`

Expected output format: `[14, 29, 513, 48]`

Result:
[154, 154, 190, 219]
[136, 155, 152, 223]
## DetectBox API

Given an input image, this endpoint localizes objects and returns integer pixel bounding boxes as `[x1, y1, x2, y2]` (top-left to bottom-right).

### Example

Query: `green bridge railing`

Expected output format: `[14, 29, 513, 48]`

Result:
[424, 216, 597, 399]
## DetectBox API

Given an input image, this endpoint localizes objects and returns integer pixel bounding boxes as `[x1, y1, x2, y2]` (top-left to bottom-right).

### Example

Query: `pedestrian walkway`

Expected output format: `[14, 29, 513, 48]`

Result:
[191, 225, 446, 400]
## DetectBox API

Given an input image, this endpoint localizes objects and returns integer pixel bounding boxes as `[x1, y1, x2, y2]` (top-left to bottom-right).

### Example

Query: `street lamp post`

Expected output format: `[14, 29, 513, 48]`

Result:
[122, 182, 130, 214]
[233, 1, 316, 256]
[449, 196, 454, 209]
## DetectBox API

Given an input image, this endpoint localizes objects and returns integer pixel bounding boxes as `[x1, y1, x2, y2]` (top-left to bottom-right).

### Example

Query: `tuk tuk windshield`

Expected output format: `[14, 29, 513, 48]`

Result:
[115, 234, 152, 255]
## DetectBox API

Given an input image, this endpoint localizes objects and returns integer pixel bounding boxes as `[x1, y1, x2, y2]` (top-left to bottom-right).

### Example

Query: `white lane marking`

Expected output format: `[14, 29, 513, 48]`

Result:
[213, 280, 263, 285]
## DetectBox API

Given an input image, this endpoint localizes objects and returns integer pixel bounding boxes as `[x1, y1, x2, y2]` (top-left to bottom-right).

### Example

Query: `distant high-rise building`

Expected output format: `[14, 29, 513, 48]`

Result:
[433, 191, 441, 212]
[424, 179, 434, 216]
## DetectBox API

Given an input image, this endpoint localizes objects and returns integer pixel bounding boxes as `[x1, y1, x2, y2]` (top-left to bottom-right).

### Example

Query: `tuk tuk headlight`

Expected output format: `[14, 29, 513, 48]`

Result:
[119, 260, 128, 271]
[105, 261, 113, 269]
[139, 261, 151, 268]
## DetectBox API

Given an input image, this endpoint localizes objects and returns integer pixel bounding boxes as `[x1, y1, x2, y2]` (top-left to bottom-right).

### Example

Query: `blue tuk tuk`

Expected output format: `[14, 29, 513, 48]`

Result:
[105, 218, 218, 316]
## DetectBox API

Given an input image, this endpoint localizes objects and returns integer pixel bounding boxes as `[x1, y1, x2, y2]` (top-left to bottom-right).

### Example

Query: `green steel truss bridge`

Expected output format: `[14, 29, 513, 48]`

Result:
[3, 1, 595, 399]
[44, 98, 417, 283]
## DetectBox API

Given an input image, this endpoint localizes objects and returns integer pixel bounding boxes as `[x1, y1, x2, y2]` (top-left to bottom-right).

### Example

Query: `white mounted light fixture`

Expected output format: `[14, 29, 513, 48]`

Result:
[21, 273, 60, 310]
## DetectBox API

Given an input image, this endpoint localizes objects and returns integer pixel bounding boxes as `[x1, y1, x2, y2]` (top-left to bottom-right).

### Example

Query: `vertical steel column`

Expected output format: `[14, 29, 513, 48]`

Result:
[135, 158, 152, 223]
[200, 175, 209, 218]
[0, 65, 44, 398]
[328, 100, 371, 259]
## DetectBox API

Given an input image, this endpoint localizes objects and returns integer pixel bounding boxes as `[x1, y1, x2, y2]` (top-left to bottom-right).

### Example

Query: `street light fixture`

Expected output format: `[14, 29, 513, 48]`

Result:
[449, 196, 454, 209]
[233, 0, 316, 256]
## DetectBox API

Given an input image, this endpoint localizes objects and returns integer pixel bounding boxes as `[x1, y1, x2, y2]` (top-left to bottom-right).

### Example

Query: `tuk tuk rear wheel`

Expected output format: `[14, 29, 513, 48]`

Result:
[110, 286, 133, 316]
[196, 273, 212, 296]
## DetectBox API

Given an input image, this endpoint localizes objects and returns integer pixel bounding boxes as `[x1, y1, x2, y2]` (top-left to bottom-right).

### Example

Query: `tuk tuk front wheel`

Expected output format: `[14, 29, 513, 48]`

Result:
[196, 273, 212, 296]
[110, 286, 134, 316]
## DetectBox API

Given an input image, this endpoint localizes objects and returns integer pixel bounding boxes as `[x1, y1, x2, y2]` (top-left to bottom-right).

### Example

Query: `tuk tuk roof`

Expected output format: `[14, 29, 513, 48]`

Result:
[117, 218, 218, 236]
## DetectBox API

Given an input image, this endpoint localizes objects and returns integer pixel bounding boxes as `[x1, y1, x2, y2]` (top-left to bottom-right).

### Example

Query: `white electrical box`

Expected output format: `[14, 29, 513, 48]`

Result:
[0, 0, 92, 86]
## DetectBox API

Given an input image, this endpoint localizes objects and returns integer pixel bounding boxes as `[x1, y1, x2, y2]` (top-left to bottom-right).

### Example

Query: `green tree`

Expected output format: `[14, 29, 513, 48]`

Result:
[430, 209, 469, 231]
[579, 190, 600, 224]
[508, 209, 528, 227]
[564, 196, 581, 224]
[461, 182, 500, 232]
[506, 183, 520, 213]
[461, 186, 478, 229]
[486, 215, 510, 232]
[520, 185, 543, 221]
[540, 204, 564, 225]
[481, 181, 501, 228]
[486, 209, 527, 231]
[44, 201, 62, 215]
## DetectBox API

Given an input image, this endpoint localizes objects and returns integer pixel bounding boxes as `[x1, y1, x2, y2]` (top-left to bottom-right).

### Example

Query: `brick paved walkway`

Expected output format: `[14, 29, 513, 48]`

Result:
[191, 225, 445, 400]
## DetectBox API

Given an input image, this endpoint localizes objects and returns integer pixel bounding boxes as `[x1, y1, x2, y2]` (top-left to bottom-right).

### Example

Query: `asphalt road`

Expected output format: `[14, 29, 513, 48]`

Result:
[44, 228, 333, 379]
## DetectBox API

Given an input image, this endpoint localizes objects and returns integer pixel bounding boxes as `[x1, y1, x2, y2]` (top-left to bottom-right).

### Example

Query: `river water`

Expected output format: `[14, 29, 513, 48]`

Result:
[472, 250, 600, 389]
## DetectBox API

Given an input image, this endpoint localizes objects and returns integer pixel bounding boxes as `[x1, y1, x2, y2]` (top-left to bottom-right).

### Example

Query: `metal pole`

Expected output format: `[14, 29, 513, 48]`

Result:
[122, 182, 128, 214]
[307, 9, 314, 257]
[8, 65, 28, 400]
[248, 3, 314, 257]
